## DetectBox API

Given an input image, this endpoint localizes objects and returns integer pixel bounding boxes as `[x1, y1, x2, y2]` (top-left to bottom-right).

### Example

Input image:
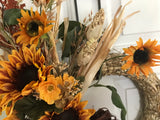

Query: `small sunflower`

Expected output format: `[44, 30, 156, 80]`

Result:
[52, 93, 95, 120]
[37, 75, 61, 105]
[0, 45, 52, 116]
[39, 93, 95, 120]
[122, 37, 160, 77]
[13, 8, 54, 46]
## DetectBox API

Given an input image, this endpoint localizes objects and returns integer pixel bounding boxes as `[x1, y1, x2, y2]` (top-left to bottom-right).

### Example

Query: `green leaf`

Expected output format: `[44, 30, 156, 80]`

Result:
[58, 21, 85, 59]
[3, 9, 22, 25]
[91, 84, 127, 120]
[61, 27, 77, 58]
[76, 76, 85, 83]
[106, 85, 127, 120]
[14, 95, 62, 120]
[40, 33, 49, 39]
[58, 21, 82, 39]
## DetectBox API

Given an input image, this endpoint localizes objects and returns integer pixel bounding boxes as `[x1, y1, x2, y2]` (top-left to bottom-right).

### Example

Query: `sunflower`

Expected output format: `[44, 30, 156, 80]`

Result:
[13, 8, 54, 46]
[0, 45, 52, 116]
[122, 37, 160, 77]
[37, 75, 61, 105]
[52, 93, 95, 120]
[39, 93, 95, 120]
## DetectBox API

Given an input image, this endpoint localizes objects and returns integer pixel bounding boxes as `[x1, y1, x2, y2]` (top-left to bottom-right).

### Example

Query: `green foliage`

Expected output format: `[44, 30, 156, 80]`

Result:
[58, 21, 85, 59]
[14, 95, 63, 120]
[91, 84, 127, 120]
[107, 85, 127, 120]
[76, 76, 85, 83]
[58, 21, 82, 39]
[3, 9, 22, 25]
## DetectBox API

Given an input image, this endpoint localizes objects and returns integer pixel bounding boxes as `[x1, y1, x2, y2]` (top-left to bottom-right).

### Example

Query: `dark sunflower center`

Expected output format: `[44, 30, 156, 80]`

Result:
[52, 108, 79, 120]
[133, 48, 149, 65]
[26, 20, 43, 37]
[15, 65, 39, 91]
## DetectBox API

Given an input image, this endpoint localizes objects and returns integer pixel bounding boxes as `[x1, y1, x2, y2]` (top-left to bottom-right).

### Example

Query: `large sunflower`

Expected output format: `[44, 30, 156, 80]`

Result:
[13, 8, 54, 46]
[39, 93, 95, 120]
[0, 45, 52, 116]
[122, 38, 160, 77]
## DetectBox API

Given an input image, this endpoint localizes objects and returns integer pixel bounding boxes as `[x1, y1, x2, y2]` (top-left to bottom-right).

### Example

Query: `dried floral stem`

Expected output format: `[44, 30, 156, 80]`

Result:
[0, 25, 17, 51]
[62, 17, 69, 52]
[49, 0, 63, 64]
[80, 0, 139, 94]
[53, 0, 62, 38]
[49, 31, 59, 64]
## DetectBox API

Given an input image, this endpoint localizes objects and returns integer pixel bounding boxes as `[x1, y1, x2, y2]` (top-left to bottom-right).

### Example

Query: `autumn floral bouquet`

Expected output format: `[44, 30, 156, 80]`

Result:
[0, 0, 160, 120]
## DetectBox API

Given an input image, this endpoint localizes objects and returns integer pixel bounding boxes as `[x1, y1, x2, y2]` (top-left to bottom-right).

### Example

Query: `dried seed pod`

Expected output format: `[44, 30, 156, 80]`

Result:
[77, 9, 105, 66]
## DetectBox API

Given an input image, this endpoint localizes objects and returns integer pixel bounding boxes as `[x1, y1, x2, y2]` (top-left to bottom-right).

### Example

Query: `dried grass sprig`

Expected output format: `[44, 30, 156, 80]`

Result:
[49, 0, 64, 64]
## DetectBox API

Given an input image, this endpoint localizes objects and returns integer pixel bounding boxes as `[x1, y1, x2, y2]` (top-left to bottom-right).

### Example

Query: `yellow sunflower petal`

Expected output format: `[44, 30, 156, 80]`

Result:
[139, 65, 149, 76]
[122, 55, 133, 61]
[77, 101, 88, 110]
[21, 81, 38, 96]
[123, 48, 133, 55]
[127, 65, 136, 75]
[150, 40, 158, 48]
[150, 55, 160, 60]
[137, 37, 143, 48]
[144, 39, 151, 48]
[21, 9, 31, 22]
[44, 25, 53, 33]
[121, 61, 132, 70]
[135, 65, 140, 77]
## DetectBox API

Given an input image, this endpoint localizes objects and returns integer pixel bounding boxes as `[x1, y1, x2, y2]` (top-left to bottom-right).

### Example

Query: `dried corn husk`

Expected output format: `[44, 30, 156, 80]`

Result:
[77, 9, 105, 66]
[80, 0, 139, 94]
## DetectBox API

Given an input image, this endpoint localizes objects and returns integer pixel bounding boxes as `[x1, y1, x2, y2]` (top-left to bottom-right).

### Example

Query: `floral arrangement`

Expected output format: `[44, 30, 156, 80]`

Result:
[0, 0, 159, 120]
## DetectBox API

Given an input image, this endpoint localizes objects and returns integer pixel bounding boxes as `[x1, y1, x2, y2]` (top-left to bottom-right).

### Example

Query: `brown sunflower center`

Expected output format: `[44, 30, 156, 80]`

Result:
[15, 65, 39, 91]
[52, 108, 79, 120]
[47, 85, 54, 92]
[133, 48, 149, 65]
[26, 20, 43, 37]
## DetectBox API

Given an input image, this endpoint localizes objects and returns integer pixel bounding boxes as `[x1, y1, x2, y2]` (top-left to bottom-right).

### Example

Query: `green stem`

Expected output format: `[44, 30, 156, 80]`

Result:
[103, 55, 126, 62]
